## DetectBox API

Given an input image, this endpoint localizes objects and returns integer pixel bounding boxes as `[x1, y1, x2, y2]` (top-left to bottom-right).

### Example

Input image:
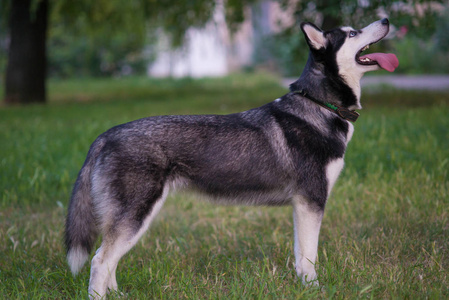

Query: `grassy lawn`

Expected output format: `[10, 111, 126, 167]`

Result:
[1, 73, 448, 299]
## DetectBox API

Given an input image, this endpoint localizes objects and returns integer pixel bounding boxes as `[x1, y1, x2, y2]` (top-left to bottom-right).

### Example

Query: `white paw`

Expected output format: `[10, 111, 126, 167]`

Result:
[296, 264, 319, 287]
[301, 274, 319, 287]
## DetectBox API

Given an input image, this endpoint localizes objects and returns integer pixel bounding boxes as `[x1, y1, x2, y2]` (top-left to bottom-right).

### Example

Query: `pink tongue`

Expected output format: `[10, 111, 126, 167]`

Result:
[361, 53, 399, 72]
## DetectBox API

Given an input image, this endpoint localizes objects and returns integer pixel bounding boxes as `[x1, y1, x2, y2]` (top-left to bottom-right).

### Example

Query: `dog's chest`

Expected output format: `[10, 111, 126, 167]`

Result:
[325, 122, 354, 196]
[345, 122, 354, 144]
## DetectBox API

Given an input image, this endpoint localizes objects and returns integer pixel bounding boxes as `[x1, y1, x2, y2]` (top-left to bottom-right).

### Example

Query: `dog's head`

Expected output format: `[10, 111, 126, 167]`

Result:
[300, 19, 398, 108]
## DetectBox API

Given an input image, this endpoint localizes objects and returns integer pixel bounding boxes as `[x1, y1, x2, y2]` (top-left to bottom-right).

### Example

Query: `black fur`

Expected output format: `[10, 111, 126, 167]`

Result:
[291, 25, 358, 108]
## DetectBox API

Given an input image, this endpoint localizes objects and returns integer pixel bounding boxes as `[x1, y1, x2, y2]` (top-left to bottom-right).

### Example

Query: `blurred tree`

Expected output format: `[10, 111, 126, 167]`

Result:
[4, 0, 48, 104]
[1, 0, 254, 105]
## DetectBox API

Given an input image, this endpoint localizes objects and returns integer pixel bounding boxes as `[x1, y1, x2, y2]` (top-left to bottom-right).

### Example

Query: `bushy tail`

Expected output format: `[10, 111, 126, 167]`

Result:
[65, 149, 99, 275]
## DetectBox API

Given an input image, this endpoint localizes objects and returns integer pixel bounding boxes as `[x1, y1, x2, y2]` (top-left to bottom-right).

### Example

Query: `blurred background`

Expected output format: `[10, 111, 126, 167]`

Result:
[1, 0, 448, 105]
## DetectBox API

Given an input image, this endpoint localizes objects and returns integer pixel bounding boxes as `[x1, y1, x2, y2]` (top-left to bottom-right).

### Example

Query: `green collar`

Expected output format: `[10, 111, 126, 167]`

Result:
[292, 89, 360, 123]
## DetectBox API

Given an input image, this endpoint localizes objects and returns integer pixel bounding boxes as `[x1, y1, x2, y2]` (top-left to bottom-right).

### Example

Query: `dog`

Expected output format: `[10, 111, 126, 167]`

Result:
[65, 19, 398, 298]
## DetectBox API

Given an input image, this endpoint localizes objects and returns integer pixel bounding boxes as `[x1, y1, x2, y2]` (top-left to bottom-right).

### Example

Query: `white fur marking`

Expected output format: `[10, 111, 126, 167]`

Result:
[325, 122, 353, 196]
[67, 246, 89, 275]
[340, 26, 355, 32]
[346, 123, 354, 144]
[326, 159, 344, 196]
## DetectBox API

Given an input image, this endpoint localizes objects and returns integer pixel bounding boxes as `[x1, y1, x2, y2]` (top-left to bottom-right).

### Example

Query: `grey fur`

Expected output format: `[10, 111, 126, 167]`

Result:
[65, 19, 393, 298]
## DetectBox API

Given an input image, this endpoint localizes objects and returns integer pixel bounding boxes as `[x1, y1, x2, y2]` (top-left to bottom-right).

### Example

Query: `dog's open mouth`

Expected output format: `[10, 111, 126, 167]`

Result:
[356, 43, 399, 72]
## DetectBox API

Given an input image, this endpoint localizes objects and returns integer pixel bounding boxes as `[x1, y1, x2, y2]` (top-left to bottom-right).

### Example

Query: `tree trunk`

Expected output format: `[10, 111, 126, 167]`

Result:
[4, 0, 48, 104]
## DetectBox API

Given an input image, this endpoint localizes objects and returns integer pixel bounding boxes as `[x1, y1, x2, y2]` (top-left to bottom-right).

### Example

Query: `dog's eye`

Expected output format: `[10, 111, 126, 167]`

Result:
[349, 31, 358, 38]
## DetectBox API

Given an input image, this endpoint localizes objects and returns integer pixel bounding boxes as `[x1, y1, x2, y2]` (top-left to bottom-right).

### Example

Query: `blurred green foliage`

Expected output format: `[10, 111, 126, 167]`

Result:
[0, 0, 255, 79]
[45, 0, 215, 77]
[1, 0, 448, 78]
[48, 16, 149, 77]
[255, 1, 449, 76]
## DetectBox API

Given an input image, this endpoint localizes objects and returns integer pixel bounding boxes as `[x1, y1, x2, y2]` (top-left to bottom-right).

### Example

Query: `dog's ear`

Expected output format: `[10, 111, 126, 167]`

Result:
[301, 22, 326, 50]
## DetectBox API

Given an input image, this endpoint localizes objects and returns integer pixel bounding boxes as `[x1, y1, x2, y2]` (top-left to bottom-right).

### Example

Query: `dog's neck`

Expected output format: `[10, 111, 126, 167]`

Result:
[289, 56, 361, 110]
[291, 89, 360, 122]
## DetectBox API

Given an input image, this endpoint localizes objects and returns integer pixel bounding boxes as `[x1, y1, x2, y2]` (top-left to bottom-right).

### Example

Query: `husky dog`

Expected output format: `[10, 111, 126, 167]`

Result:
[66, 19, 398, 298]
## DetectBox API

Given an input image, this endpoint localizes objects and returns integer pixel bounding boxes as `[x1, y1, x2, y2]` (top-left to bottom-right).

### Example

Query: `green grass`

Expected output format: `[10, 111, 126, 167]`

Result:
[1, 73, 448, 299]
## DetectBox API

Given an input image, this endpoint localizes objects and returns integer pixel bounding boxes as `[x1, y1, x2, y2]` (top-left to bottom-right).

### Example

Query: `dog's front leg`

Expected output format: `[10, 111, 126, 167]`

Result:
[292, 196, 323, 286]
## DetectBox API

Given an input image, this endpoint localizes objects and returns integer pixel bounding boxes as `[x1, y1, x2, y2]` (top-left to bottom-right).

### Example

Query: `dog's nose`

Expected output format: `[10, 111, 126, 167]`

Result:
[381, 18, 389, 25]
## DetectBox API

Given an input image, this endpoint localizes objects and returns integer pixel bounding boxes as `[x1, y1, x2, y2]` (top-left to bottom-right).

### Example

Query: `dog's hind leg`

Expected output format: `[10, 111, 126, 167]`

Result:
[292, 195, 324, 286]
[88, 185, 169, 299]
